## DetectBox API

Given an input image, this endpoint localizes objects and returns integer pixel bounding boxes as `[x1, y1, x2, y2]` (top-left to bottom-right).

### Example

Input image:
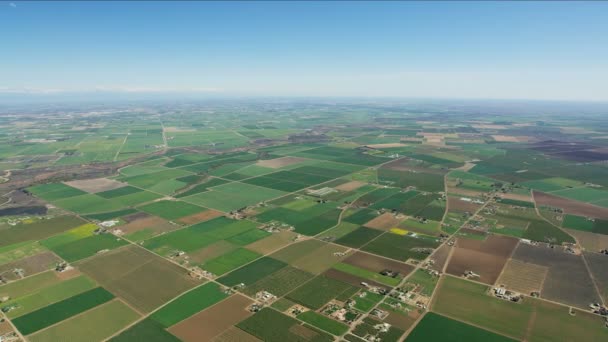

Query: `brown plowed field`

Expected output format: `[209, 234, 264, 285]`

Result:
[334, 181, 366, 192]
[0, 252, 61, 281]
[383, 310, 418, 331]
[212, 326, 261, 342]
[429, 244, 452, 273]
[496, 259, 548, 295]
[445, 235, 519, 285]
[512, 243, 601, 309]
[169, 294, 253, 341]
[122, 212, 151, 223]
[118, 216, 176, 236]
[343, 251, 414, 275]
[363, 212, 402, 231]
[534, 191, 608, 219]
[565, 229, 608, 252]
[78, 245, 199, 313]
[64, 178, 127, 193]
[582, 251, 608, 303]
[246, 230, 297, 254]
[323, 268, 387, 291]
[177, 209, 223, 225]
[448, 197, 482, 213]
[256, 157, 308, 169]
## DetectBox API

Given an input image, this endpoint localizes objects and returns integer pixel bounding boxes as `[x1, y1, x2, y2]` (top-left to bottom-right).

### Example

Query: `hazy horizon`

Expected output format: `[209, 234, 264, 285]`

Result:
[2, 1, 607, 101]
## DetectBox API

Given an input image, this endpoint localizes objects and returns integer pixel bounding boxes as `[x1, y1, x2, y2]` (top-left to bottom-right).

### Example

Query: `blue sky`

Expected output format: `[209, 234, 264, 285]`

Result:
[1, 1, 607, 100]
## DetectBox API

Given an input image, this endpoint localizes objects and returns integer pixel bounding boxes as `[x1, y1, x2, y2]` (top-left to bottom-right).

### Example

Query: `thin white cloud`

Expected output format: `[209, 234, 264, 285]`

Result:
[9, 2, 17, 8]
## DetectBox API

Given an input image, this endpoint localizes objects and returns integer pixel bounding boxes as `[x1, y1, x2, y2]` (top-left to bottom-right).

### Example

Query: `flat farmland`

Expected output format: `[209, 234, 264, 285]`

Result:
[363, 212, 402, 231]
[334, 227, 383, 248]
[344, 251, 414, 276]
[445, 235, 519, 285]
[3, 275, 97, 319]
[183, 182, 286, 212]
[212, 326, 261, 342]
[202, 248, 261, 275]
[138, 200, 206, 221]
[110, 318, 181, 342]
[290, 243, 350, 274]
[53, 193, 126, 214]
[28, 300, 140, 342]
[143, 217, 257, 255]
[582, 251, 608, 303]
[217, 256, 287, 287]
[432, 276, 534, 340]
[0, 216, 85, 247]
[0, 271, 64, 299]
[246, 230, 298, 254]
[0, 251, 61, 281]
[533, 191, 608, 219]
[169, 294, 253, 342]
[244, 266, 314, 296]
[496, 259, 548, 295]
[286, 274, 357, 309]
[361, 232, 441, 262]
[77, 245, 200, 313]
[405, 312, 517, 342]
[119, 216, 177, 241]
[65, 178, 128, 193]
[12, 287, 115, 335]
[236, 307, 334, 342]
[511, 243, 601, 309]
[150, 282, 229, 327]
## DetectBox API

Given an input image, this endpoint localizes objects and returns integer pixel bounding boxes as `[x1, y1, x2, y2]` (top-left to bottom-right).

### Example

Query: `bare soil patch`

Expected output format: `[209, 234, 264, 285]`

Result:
[429, 244, 452, 273]
[0, 252, 61, 281]
[64, 178, 127, 193]
[117, 216, 176, 235]
[383, 310, 418, 331]
[448, 197, 482, 213]
[212, 326, 261, 342]
[364, 212, 402, 231]
[122, 212, 151, 223]
[187, 240, 238, 264]
[177, 209, 223, 225]
[512, 243, 601, 309]
[246, 230, 298, 254]
[0, 320, 13, 335]
[565, 229, 608, 252]
[584, 251, 608, 304]
[291, 243, 350, 274]
[500, 193, 533, 202]
[534, 191, 608, 220]
[446, 235, 518, 285]
[256, 157, 308, 169]
[169, 294, 253, 342]
[344, 251, 414, 275]
[496, 259, 548, 295]
[334, 181, 366, 192]
[78, 245, 199, 313]
[323, 268, 387, 291]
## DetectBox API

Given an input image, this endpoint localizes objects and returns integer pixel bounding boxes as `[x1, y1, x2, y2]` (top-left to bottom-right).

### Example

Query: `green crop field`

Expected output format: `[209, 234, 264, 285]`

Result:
[138, 200, 205, 220]
[28, 300, 140, 342]
[237, 308, 334, 342]
[406, 313, 517, 342]
[298, 310, 349, 335]
[4, 275, 97, 318]
[217, 256, 287, 287]
[151, 282, 229, 327]
[286, 275, 356, 309]
[12, 287, 115, 335]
